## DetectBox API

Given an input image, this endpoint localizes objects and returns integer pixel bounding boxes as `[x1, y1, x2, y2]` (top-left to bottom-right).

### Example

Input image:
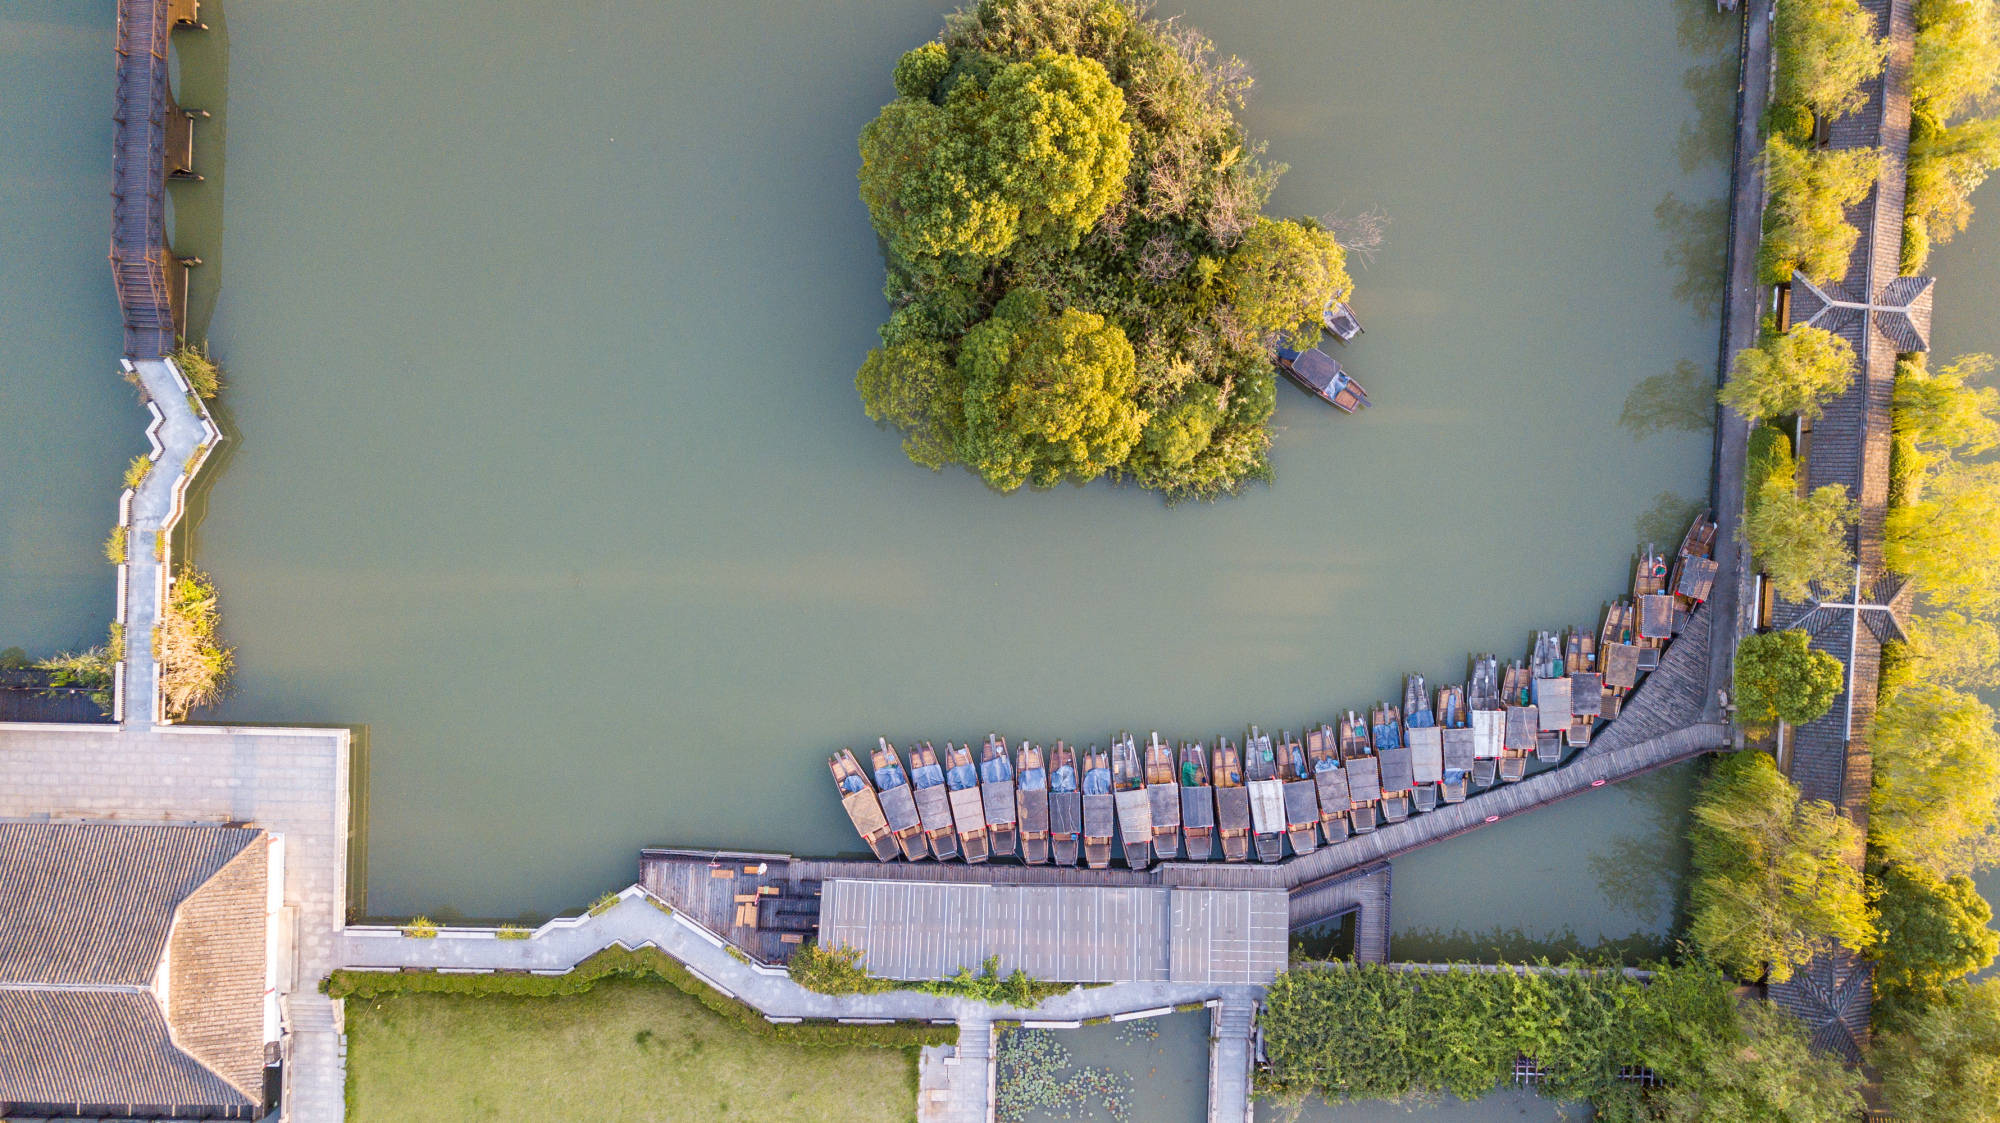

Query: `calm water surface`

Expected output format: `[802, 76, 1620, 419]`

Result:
[7, 1, 1735, 932]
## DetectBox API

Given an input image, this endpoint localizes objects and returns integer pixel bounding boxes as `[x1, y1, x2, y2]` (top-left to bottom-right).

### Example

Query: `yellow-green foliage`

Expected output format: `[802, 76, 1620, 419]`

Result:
[1776, 0, 1890, 120]
[1744, 456, 1856, 602]
[1875, 977, 2000, 1123]
[1687, 752, 1873, 984]
[788, 943, 892, 995]
[1759, 137, 1883, 283]
[1732, 630, 1845, 727]
[169, 341, 224, 400]
[158, 567, 233, 719]
[1913, 0, 2000, 121]
[103, 527, 127, 566]
[1720, 324, 1856, 422]
[1744, 426, 1792, 523]
[1870, 683, 2000, 877]
[123, 454, 153, 491]
[1907, 116, 2000, 243]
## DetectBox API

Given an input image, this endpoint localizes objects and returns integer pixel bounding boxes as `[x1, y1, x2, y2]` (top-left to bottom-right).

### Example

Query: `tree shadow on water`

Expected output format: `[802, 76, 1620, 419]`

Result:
[1635, 491, 1706, 548]
[1675, 1, 1739, 174]
[1586, 764, 1702, 932]
[1619, 360, 1714, 439]
[1656, 192, 1729, 319]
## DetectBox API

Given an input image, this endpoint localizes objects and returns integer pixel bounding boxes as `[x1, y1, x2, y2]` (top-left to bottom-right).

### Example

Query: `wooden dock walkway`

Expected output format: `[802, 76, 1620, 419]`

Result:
[640, 604, 1728, 967]
[1764, 0, 1922, 1063]
[112, 0, 196, 360]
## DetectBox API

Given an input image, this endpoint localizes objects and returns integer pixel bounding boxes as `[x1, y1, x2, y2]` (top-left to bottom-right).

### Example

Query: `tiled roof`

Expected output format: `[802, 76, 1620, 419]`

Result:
[1873, 275, 1934, 352]
[0, 990, 257, 1113]
[0, 822, 268, 1115]
[0, 822, 255, 986]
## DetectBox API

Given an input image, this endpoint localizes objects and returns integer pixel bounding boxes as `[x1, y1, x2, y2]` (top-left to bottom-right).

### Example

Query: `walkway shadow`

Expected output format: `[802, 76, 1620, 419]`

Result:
[1619, 360, 1714, 439]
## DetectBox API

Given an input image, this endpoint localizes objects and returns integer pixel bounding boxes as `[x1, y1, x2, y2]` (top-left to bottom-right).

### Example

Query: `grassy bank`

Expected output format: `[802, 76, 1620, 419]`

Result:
[345, 978, 920, 1123]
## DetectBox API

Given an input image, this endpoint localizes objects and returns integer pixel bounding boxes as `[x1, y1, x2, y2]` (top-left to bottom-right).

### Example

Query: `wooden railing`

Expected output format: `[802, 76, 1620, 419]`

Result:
[110, 0, 179, 359]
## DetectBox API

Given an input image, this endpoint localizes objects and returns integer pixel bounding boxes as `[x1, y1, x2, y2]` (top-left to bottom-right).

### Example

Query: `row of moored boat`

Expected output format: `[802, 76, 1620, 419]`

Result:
[831, 515, 1720, 868]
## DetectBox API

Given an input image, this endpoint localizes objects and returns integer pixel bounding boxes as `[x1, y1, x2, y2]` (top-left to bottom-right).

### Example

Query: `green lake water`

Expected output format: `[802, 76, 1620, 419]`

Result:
[7, 0, 1735, 951]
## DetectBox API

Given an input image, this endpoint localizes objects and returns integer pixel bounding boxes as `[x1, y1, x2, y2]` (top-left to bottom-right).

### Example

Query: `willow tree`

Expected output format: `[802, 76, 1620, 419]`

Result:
[1744, 454, 1857, 602]
[1776, 0, 1890, 119]
[1912, 0, 2000, 121]
[1869, 682, 2000, 876]
[1886, 459, 2000, 613]
[1687, 751, 1872, 983]
[1876, 979, 2000, 1123]
[1720, 324, 1856, 422]
[1760, 137, 1883, 283]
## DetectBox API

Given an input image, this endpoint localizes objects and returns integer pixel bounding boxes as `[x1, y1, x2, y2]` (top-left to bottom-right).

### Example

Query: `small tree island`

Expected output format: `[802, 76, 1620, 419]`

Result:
[854, 0, 1356, 499]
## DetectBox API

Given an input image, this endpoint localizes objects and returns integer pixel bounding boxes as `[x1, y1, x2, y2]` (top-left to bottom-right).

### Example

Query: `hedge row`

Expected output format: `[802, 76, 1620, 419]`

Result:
[324, 945, 957, 1049]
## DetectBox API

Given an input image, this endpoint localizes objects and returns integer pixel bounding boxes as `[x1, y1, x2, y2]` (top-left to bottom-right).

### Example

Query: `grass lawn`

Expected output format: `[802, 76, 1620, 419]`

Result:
[345, 977, 920, 1123]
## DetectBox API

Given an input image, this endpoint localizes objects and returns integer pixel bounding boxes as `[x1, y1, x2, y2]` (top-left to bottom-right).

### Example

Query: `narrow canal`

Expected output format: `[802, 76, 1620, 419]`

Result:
[6, 0, 1733, 975]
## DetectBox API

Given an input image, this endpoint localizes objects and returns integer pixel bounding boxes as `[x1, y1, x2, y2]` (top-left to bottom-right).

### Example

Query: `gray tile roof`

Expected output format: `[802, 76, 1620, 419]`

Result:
[0, 822, 267, 1115]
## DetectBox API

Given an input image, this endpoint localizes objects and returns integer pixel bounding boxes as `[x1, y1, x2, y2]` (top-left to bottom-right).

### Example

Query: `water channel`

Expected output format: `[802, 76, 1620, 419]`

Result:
[7, 0, 1733, 959]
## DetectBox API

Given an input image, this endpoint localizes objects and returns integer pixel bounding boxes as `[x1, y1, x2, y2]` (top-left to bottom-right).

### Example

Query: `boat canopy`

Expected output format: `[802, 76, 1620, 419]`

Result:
[1534, 678, 1573, 731]
[1247, 779, 1286, 834]
[1471, 709, 1505, 759]
[1114, 788, 1153, 840]
[1443, 727, 1477, 772]
[947, 759, 978, 789]
[839, 774, 867, 795]
[1408, 727, 1444, 784]
[980, 755, 1013, 783]
[1017, 765, 1047, 791]
[874, 761, 907, 789]
[913, 759, 945, 787]
[1082, 765, 1113, 795]
[1051, 763, 1078, 792]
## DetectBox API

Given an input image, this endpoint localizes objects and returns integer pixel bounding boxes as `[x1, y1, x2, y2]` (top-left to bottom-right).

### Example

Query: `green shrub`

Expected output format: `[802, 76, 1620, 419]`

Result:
[1903, 212, 1933, 274]
[790, 943, 892, 995]
[495, 924, 532, 940]
[1733, 630, 1846, 726]
[401, 916, 439, 939]
[123, 454, 153, 491]
[325, 946, 955, 1049]
[587, 891, 622, 916]
[158, 567, 232, 719]
[1764, 100, 1817, 145]
[904, 955, 1071, 1006]
[170, 341, 223, 400]
[103, 526, 127, 566]
[1744, 426, 1793, 524]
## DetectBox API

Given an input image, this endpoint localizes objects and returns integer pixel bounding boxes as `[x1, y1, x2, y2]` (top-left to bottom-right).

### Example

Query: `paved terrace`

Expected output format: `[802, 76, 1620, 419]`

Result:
[0, 722, 352, 1123]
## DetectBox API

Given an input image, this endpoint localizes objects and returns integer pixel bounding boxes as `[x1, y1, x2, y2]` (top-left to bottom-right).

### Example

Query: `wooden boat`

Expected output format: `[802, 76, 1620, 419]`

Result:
[944, 741, 990, 864]
[1179, 741, 1216, 860]
[1048, 741, 1082, 867]
[1372, 704, 1412, 823]
[1211, 738, 1253, 862]
[1111, 733, 1154, 870]
[1531, 632, 1571, 759]
[1243, 725, 1287, 862]
[1339, 712, 1381, 833]
[830, 748, 900, 862]
[1307, 724, 1351, 843]
[1566, 627, 1597, 675]
[1672, 512, 1720, 606]
[979, 734, 1019, 859]
[1405, 675, 1442, 814]
[1080, 745, 1115, 870]
[1500, 663, 1535, 783]
[1599, 601, 1639, 719]
[1275, 344, 1370, 412]
[1468, 656, 1503, 790]
[907, 740, 960, 861]
[1437, 685, 1472, 804]
[1144, 732, 1183, 862]
[1634, 545, 1675, 644]
[1277, 731, 1321, 855]
[870, 740, 929, 861]
[1015, 741, 1051, 865]
[1567, 627, 1603, 749]
[1322, 299, 1363, 342]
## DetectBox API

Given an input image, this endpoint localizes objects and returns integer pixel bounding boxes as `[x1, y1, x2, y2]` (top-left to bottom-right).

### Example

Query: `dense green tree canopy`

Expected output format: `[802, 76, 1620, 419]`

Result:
[1875, 978, 2000, 1123]
[1647, 1002, 1864, 1123]
[853, 0, 1357, 499]
[1721, 325, 1856, 422]
[1759, 137, 1884, 283]
[1687, 751, 1872, 983]
[1733, 630, 1845, 727]
[1220, 218, 1352, 347]
[1887, 459, 2000, 614]
[1908, 116, 2000, 244]
[1869, 682, 2000, 876]
[956, 289, 1143, 490]
[1869, 862, 2000, 1020]
[1776, 0, 1889, 120]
